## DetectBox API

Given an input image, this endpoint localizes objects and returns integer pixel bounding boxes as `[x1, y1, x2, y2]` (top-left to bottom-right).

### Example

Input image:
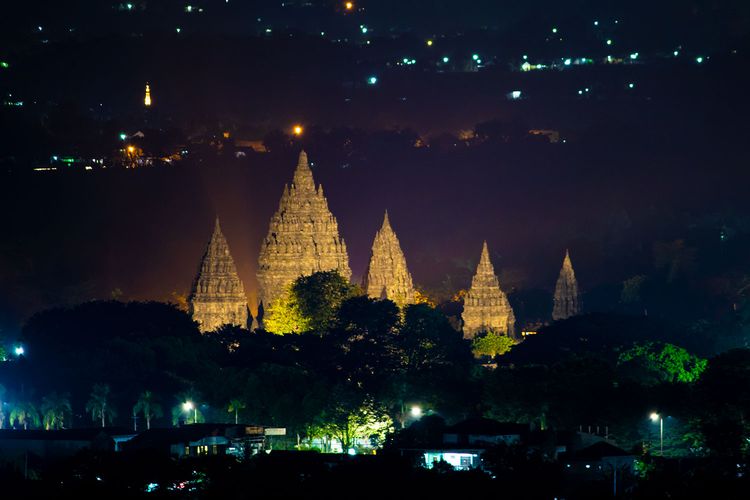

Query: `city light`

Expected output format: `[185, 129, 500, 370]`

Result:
[564, 58, 571, 66]
[696, 56, 704, 64]
[0, 61, 8, 69]
[650, 412, 659, 421]
[426, 40, 433, 46]
[442, 56, 449, 63]
[15, 346, 24, 356]
[510, 90, 522, 99]
[344, 1, 354, 11]
[367, 76, 377, 85]
[360, 25, 368, 34]
[630, 52, 639, 60]
[347, 448, 356, 455]
[119, 133, 127, 141]
[144, 83, 152, 107]
[183, 401, 194, 412]
[628, 83, 635, 89]
[176, 27, 181, 34]
[410, 405, 422, 418]
[127, 145, 135, 153]
[593, 20, 599, 26]
[552, 27, 558, 33]
[472, 54, 479, 61]
[293, 125, 304, 136]
[606, 39, 613, 46]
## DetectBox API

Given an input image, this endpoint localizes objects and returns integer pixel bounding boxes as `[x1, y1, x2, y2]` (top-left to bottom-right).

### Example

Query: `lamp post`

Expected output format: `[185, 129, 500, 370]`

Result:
[183, 401, 196, 424]
[650, 412, 663, 456]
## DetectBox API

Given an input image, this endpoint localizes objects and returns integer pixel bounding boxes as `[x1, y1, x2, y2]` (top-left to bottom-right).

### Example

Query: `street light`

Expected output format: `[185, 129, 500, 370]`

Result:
[292, 125, 303, 136]
[650, 412, 663, 456]
[183, 401, 197, 424]
[410, 405, 422, 418]
[14, 345, 24, 356]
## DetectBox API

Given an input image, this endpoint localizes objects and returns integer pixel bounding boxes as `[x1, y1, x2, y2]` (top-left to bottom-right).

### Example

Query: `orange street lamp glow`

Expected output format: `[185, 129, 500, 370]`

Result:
[293, 125, 303, 136]
[345, 2, 353, 11]
[127, 145, 135, 154]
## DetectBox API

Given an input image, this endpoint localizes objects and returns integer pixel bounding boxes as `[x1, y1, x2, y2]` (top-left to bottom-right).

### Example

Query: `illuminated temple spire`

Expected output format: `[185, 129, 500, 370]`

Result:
[552, 250, 581, 321]
[461, 241, 516, 338]
[257, 150, 351, 308]
[144, 82, 152, 107]
[363, 211, 416, 309]
[189, 218, 249, 332]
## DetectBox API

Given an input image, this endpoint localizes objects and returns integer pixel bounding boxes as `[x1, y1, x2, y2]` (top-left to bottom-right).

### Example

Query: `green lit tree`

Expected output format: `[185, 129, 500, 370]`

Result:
[227, 398, 246, 425]
[617, 341, 707, 385]
[10, 401, 41, 430]
[472, 330, 516, 358]
[86, 383, 116, 427]
[133, 390, 163, 430]
[317, 387, 393, 452]
[263, 286, 310, 334]
[41, 392, 71, 430]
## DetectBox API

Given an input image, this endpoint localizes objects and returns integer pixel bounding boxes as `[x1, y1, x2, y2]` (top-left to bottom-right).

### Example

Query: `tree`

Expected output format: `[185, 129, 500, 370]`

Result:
[263, 286, 310, 334]
[228, 398, 246, 425]
[86, 383, 116, 427]
[41, 393, 71, 430]
[317, 386, 393, 452]
[133, 390, 163, 430]
[617, 342, 707, 385]
[291, 271, 359, 332]
[472, 331, 516, 358]
[10, 402, 40, 430]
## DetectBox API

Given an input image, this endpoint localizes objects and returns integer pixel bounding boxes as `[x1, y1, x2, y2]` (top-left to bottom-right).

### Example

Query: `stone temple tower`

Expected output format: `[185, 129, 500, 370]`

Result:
[363, 211, 416, 309]
[257, 150, 351, 309]
[461, 241, 516, 339]
[189, 218, 249, 332]
[552, 250, 581, 321]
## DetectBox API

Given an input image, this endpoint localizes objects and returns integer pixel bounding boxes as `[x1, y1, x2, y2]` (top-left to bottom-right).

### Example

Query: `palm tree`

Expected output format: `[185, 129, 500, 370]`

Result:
[86, 384, 116, 427]
[41, 392, 72, 430]
[10, 402, 41, 430]
[133, 391, 163, 430]
[227, 399, 246, 425]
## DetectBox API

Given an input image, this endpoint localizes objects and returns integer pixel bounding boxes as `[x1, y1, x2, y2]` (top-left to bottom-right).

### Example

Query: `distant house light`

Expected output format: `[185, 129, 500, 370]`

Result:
[442, 56, 449, 63]
[564, 58, 571, 66]
[509, 90, 522, 100]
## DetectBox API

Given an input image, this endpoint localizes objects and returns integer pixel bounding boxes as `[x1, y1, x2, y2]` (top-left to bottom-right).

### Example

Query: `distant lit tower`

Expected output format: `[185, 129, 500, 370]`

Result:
[144, 83, 152, 107]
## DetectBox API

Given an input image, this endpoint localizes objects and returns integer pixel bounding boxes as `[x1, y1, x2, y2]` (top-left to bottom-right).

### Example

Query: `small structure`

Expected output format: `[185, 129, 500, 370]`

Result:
[123, 424, 269, 460]
[0, 428, 133, 461]
[419, 418, 529, 471]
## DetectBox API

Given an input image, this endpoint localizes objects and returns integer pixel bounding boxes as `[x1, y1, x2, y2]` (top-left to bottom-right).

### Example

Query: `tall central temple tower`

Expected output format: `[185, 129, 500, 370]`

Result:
[189, 218, 249, 332]
[257, 151, 351, 308]
[363, 211, 416, 309]
[461, 241, 516, 339]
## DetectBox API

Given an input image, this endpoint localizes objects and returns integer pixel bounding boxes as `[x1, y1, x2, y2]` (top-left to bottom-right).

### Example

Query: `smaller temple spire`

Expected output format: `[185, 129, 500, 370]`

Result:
[461, 241, 516, 338]
[363, 210, 416, 309]
[189, 219, 249, 332]
[552, 249, 581, 321]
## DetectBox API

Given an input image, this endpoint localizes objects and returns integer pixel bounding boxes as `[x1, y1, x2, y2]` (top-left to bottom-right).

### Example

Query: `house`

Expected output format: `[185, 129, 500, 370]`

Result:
[123, 424, 268, 459]
[419, 418, 529, 471]
[0, 428, 133, 461]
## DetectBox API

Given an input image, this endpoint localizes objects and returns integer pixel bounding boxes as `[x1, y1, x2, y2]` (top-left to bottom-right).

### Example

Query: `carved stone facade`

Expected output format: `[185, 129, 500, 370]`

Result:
[363, 211, 416, 309]
[189, 219, 249, 332]
[461, 241, 516, 339]
[552, 250, 581, 321]
[257, 150, 351, 308]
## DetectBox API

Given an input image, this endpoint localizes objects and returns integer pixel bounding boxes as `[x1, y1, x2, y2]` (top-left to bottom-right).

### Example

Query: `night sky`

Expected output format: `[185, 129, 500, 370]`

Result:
[1, 0, 750, 333]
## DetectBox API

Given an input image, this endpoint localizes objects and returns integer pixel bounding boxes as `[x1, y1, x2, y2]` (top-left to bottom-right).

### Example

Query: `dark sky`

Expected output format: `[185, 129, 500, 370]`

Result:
[2, 0, 750, 333]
